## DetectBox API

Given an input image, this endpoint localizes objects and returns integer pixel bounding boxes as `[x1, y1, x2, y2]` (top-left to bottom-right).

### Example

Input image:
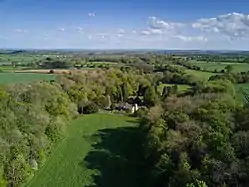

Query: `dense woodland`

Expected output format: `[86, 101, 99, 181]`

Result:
[1, 52, 249, 186]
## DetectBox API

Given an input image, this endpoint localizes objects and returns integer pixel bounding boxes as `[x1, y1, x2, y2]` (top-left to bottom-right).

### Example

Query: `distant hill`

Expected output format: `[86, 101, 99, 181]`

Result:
[0, 50, 26, 55]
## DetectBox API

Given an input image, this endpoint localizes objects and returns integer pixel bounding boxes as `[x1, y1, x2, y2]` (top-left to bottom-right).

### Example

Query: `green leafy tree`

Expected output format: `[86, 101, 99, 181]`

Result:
[225, 65, 233, 73]
[143, 86, 158, 107]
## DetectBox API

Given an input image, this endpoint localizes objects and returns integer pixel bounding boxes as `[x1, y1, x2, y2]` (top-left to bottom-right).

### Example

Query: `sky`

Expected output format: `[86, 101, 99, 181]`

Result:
[1, 0, 249, 50]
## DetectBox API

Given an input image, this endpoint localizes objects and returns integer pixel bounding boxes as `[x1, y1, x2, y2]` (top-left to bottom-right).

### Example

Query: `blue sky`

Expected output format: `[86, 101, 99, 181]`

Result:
[1, 0, 249, 49]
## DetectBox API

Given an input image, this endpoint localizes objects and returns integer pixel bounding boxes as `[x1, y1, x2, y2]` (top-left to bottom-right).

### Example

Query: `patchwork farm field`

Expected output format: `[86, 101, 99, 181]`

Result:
[26, 114, 144, 187]
[0, 73, 55, 84]
[189, 61, 249, 73]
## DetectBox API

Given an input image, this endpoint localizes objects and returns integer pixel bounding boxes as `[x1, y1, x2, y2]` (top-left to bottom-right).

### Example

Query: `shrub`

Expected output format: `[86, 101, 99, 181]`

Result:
[134, 106, 148, 118]
[49, 69, 54, 74]
[83, 103, 99, 114]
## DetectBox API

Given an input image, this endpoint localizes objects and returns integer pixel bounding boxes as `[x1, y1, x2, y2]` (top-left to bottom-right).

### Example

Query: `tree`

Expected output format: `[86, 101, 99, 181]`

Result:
[186, 180, 208, 187]
[143, 86, 158, 107]
[225, 65, 233, 73]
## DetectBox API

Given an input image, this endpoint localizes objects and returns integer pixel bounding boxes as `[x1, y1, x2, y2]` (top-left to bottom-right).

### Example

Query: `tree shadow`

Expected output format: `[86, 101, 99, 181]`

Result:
[83, 124, 146, 187]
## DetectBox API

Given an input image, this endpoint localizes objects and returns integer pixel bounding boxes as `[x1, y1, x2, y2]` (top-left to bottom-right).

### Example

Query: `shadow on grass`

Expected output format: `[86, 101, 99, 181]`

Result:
[83, 125, 146, 187]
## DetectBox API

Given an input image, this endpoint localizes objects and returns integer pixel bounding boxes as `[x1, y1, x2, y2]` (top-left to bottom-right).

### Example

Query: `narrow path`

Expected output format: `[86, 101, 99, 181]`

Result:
[26, 114, 143, 187]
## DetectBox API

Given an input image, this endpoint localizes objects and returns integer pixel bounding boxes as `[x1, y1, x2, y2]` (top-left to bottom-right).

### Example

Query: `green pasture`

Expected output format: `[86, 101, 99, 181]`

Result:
[26, 114, 143, 187]
[0, 73, 55, 84]
[236, 83, 249, 103]
[185, 69, 215, 80]
[189, 60, 249, 73]
[158, 83, 190, 94]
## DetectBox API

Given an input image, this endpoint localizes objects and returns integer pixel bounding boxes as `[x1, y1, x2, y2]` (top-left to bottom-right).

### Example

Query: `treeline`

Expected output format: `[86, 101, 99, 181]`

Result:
[209, 71, 249, 84]
[188, 54, 248, 63]
[0, 82, 77, 186]
[25, 55, 178, 71]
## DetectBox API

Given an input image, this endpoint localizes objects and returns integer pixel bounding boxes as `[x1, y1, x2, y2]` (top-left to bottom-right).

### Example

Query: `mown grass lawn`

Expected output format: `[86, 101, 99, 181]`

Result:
[26, 114, 144, 187]
[0, 73, 55, 84]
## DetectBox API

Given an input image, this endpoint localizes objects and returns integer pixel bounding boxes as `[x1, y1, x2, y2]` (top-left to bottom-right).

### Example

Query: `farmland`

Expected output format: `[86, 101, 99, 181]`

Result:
[236, 83, 249, 103]
[185, 69, 215, 80]
[26, 114, 143, 187]
[188, 60, 249, 73]
[0, 73, 55, 84]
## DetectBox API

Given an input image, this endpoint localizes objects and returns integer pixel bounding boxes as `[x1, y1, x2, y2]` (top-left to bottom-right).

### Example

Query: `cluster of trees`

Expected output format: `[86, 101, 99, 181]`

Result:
[57, 68, 159, 111]
[154, 64, 184, 73]
[209, 70, 249, 84]
[0, 82, 77, 186]
[40, 58, 72, 69]
[155, 71, 199, 86]
[188, 54, 247, 63]
[137, 74, 249, 186]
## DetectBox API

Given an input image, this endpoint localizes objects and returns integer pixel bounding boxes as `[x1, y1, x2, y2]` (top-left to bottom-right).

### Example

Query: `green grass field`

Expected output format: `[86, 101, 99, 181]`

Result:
[185, 69, 215, 80]
[189, 60, 249, 73]
[236, 83, 249, 103]
[0, 55, 43, 64]
[0, 73, 55, 84]
[26, 114, 144, 187]
[158, 83, 190, 94]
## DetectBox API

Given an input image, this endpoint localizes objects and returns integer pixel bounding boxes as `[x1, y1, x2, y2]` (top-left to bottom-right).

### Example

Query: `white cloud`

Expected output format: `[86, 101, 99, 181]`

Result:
[140, 28, 163, 35]
[88, 12, 96, 17]
[76, 27, 84, 34]
[141, 30, 151, 35]
[192, 12, 249, 40]
[132, 30, 137, 34]
[148, 16, 184, 32]
[14, 29, 28, 33]
[174, 35, 208, 42]
[117, 34, 124, 37]
[118, 29, 125, 34]
[77, 27, 83, 31]
[59, 28, 65, 32]
[149, 28, 163, 34]
[88, 35, 92, 40]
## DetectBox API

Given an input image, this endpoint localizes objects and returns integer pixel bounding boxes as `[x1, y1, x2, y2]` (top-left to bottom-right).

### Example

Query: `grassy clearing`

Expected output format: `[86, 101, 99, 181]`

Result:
[26, 114, 144, 187]
[0, 73, 55, 84]
[158, 84, 190, 94]
[189, 60, 249, 73]
[185, 69, 215, 80]
[236, 83, 249, 103]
